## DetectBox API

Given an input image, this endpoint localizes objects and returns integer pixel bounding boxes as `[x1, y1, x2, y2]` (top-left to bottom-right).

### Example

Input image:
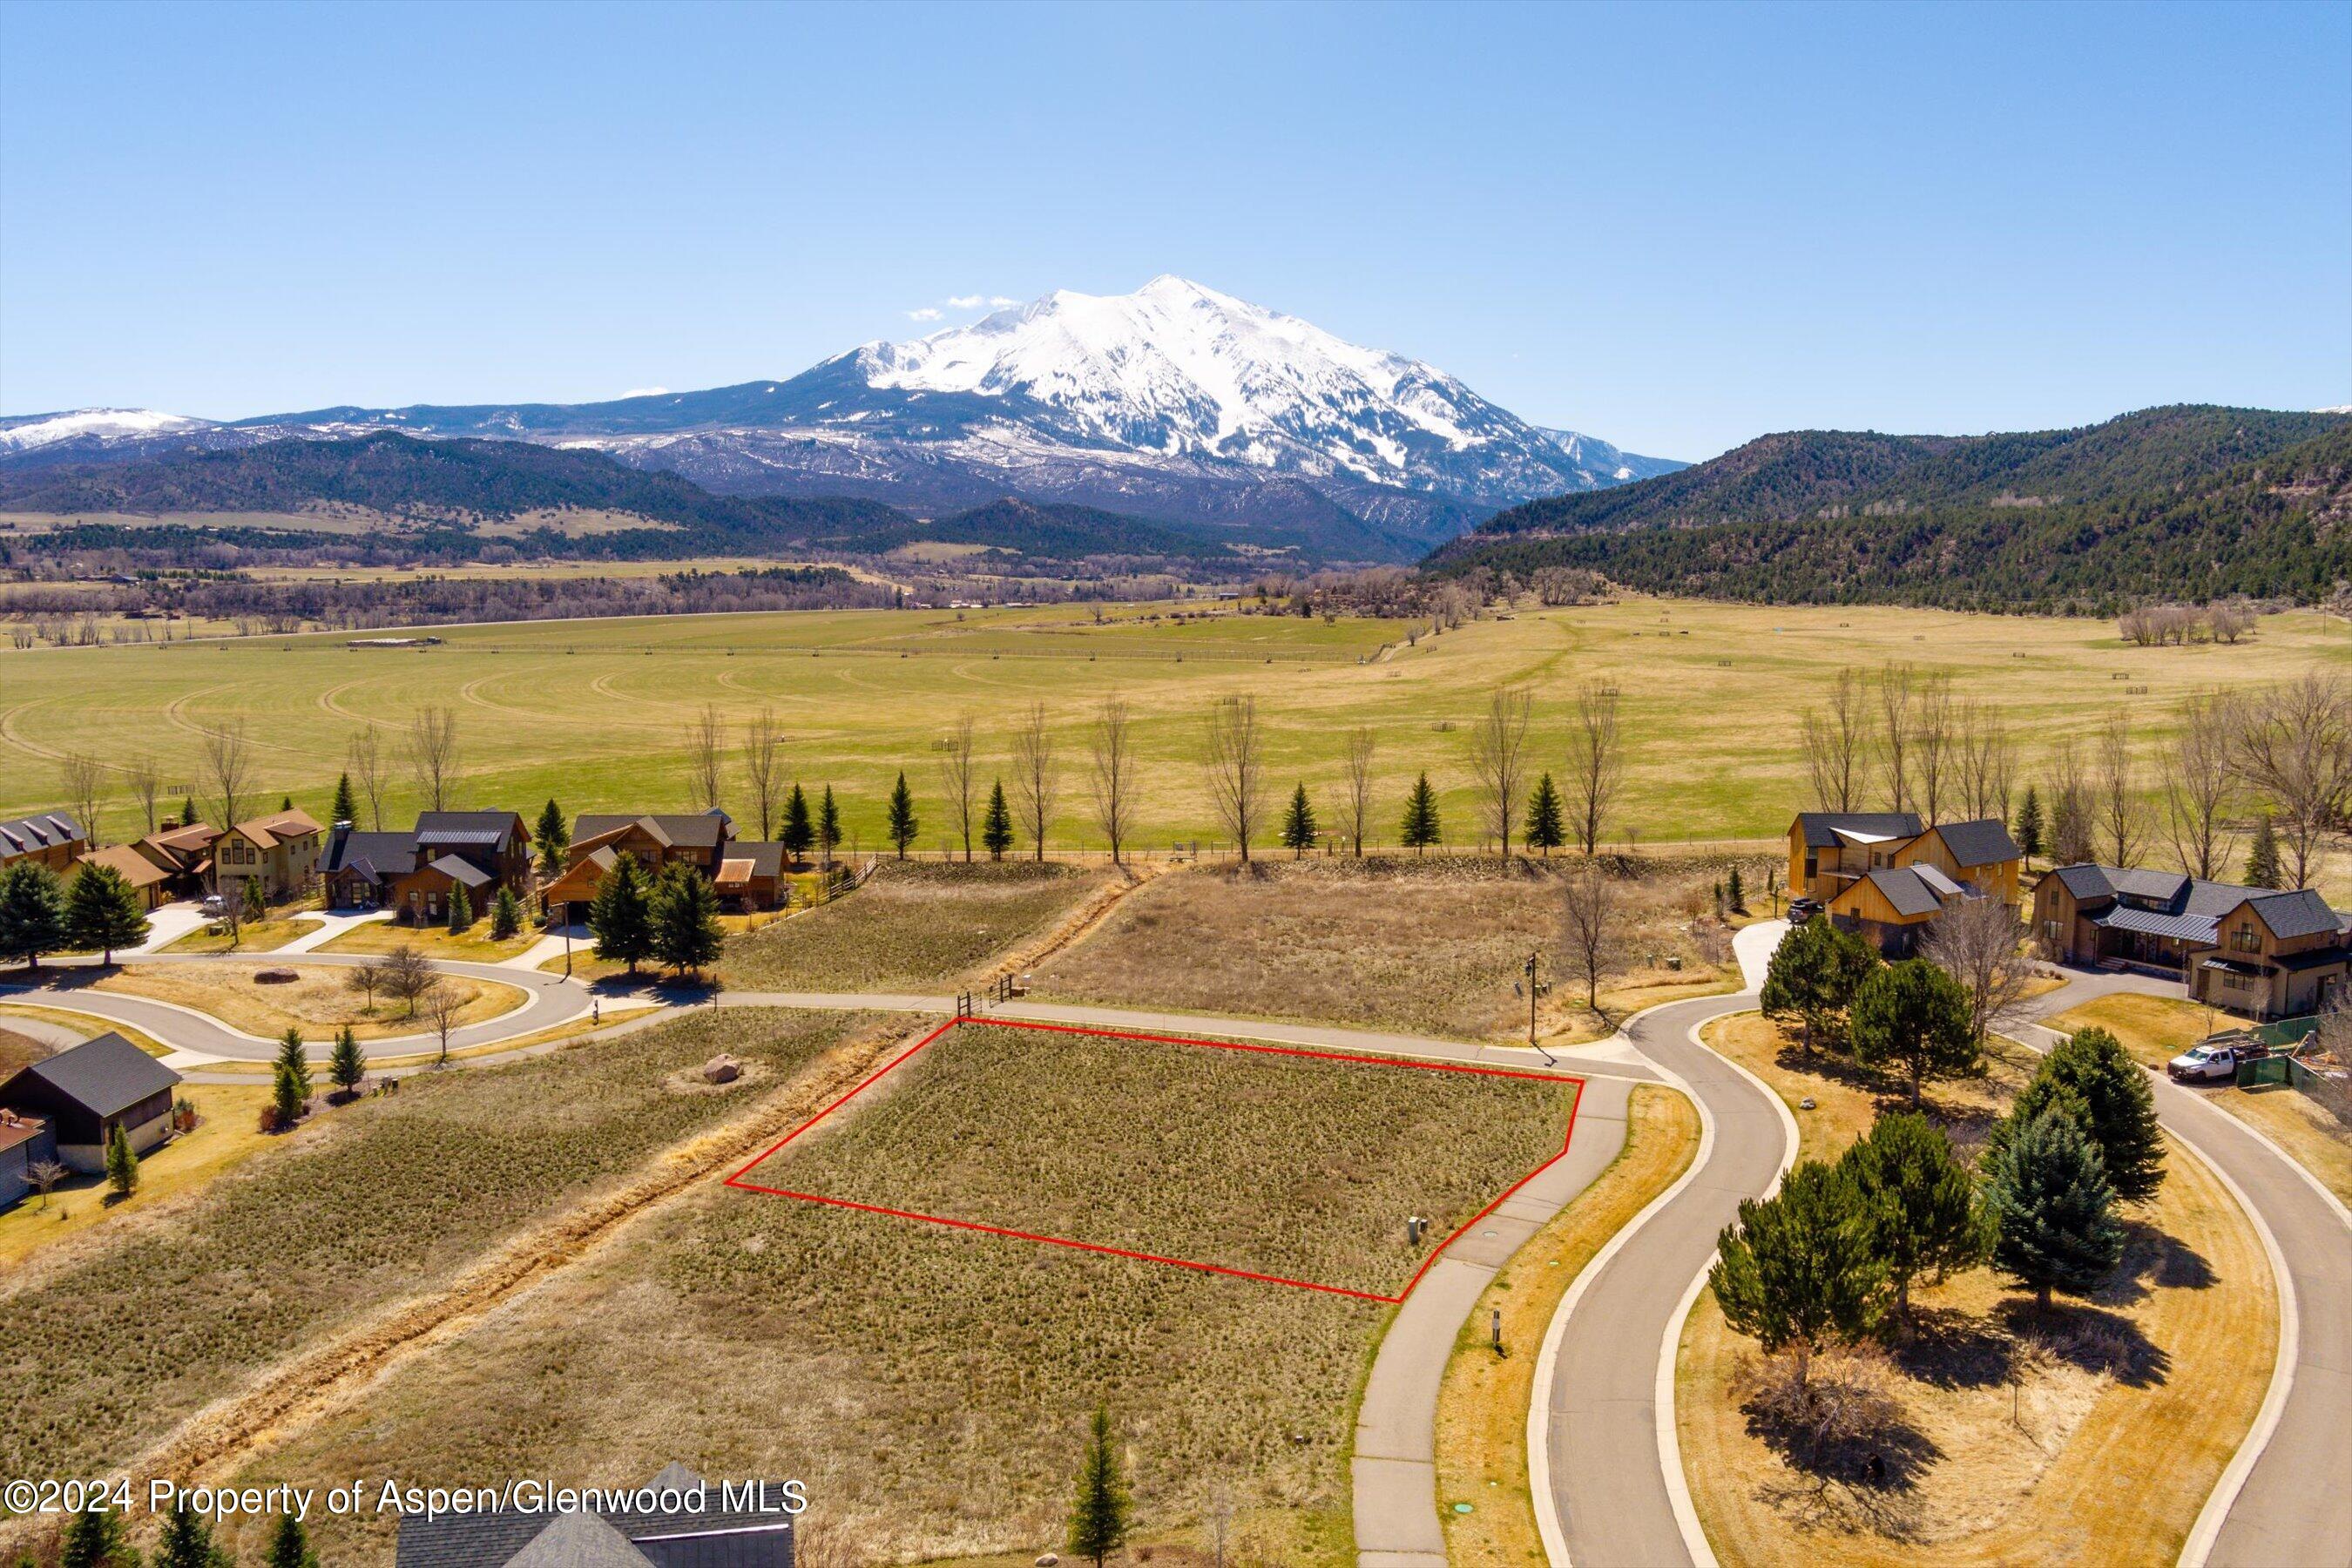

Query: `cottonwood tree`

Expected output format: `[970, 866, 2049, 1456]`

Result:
[1800, 666, 1869, 812]
[2093, 713, 2146, 868]
[1981, 1105, 2126, 1308]
[1557, 860, 1625, 1013]
[1840, 1112, 1985, 1328]
[2045, 739, 2092, 865]
[1708, 1159, 1883, 1391]
[1565, 680, 1625, 855]
[1011, 701, 1058, 862]
[743, 708, 785, 840]
[2164, 690, 2240, 881]
[1468, 684, 1533, 857]
[1849, 958, 1977, 1105]
[128, 754, 164, 835]
[1203, 694, 1265, 862]
[686, 705, 726, 814]
[1957, 700, 2017, 823]
[60, 752, 104, 843]
[1920, 896, 2034, 1050]
[1913, 672, 1954, 823]
[201, 720, 254, 829]
[938, 715, 978, 862]
[1875, 663, 1916, 813]
[1341, 726, 1376, 855]
[2234, 672, 2352, 889]
[406, 706, 462, 811]
[344, 958, 389, 1015]
[422, 979, 464, 1066]
[348, 728, 391, 829]
[1087, 696, 1136, 865]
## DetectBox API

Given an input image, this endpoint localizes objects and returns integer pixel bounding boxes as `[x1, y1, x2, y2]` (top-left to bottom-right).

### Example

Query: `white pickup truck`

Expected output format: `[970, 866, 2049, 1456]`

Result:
[2166, 1043, 2244, 1083]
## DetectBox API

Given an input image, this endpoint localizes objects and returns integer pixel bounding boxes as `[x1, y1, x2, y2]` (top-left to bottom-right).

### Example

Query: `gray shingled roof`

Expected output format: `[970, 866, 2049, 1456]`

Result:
[576, 812, 733, 850]
[2051, 863, 2115, 902]
[2109, 867, 2193, 905]
[723, 841, 787, 878]
[424, 854, 494, 889]
[1795, 812, 1923, 849]
[395, 1471, 794, 1568]
[2243, 888, 2343, 940]
[1862, 866, 1945, 917]
[1934, 818, 2022, 868]
[326, 830, 419, 881]
[2, 1031, 179, 1119]
[507, 1511, 652, 1568]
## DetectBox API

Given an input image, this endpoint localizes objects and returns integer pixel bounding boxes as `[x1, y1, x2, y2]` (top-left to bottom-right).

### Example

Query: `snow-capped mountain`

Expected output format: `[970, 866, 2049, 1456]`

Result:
[2, 280, 1680, 554]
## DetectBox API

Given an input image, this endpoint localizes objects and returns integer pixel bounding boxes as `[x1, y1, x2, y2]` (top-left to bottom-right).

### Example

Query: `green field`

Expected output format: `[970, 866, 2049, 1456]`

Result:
[9, 597, 2349, 861]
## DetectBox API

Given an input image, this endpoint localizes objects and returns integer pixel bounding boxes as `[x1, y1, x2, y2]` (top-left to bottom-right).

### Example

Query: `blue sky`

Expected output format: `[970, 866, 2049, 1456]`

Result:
[2, 0, 2345, 460]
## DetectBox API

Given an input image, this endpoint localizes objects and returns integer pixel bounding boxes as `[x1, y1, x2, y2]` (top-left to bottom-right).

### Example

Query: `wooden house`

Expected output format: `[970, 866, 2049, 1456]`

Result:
[0, 1032, 180, 1174]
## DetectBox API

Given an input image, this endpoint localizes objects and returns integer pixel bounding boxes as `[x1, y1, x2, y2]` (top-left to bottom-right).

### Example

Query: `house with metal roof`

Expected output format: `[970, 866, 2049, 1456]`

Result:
[2031, 862, 2352, 1017]
[322, 812, 533, 920]
[395, 1465, 795, 1567]
[0, 811, 89, 875]
[0, 1031, 181, 1174]
[545, 811, 788, 912]
[1789, 812, 2024, 955]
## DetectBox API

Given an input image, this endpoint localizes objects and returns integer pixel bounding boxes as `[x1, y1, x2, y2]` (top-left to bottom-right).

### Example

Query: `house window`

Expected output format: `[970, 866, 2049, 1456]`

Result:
[2231, 923, 2260, 954]
[2222, 971, 2250, 993]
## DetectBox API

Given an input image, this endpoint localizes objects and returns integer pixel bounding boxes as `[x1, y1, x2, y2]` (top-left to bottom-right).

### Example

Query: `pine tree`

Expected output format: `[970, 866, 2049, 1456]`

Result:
[2014, 786, 2046, 861]
[105, 1121, 139, 1198]
[1727, 864, 1746, 913]
[241, 875, 267, 924]
[179, 797, 199, 828]
[1759, 916, 1879, 1055]
[983, 781, 1015, 860]
[276, 1025, 313, 1104]
[329, 1024, 366, 1099]
[1840, 1112, 1986, 1327]
[159, 1497, 228, 1568]
[1281, 782, 1318, 857]
[1982, 1104, 2126, 1308]
[61, 1503, 138, 1568]
[887, 771, 919, 860]
[2245, 813, 2281, 889]
[279, 795, 293, 812]
[819, 786, 841, 867]
[331, 773, 359, 826]
[1400, 773, 1441, 855]
[1524, 772, 1565, 855]
[490, 883, 523, 940]
[535, 798, 571, 879]
[589, 853, 655, 974]
[270, 1059, 306, 1130]
[1064, 1403, 1134, 1568]
[1849, 958, 1978, 1104]
[781, 784, 814, 862]
[0, 861, 69, 971]
[1989, 1027, 2166, 1202]
[651, 862, 726, 979]
[265, 1513, 319, 1568]
[66, 862, 151, 964]
[446, 881, 473, 933]
[1707, 1159, 1882, 1389]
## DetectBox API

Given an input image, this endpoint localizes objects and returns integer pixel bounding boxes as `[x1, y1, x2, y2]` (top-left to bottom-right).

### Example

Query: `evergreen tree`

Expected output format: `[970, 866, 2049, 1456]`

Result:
[1989, 1027, 2166, 1201]
[588, 853, 655, 974]
[490, 883, 523, 940]
[159, 1498, 228, 1568]
[265, 1513, 319, 1568]
[1759, 916, 1879, 1055]
[1524, 771, 1565, 855]
[818, 785, 841, 866]
[0, 861, 69, 971]
[781, 783, 814, 862]
[1982, 1104, 2126, 1308]
[279, 795, 293, 812]
[179, 797, 199, 828]
[1281, 782, 1318, 857]
[66, 862, 151, 964]
[446, 881, 473, 933]
[102, 1121, 139, 1198]
[2014, 786, 2046, 861]
[1400, 773, 1441, 855]
[270, 1059, 306, 1129]
[1727, 863, 1746, 913]
[276, 1025, 313, 1104]
[983, 781, 1015, 860]
[329, 1024, 366, 1098]
[241, 875, 267, 924]
[1707, 1159, 1882, 1389]
[330, 773, 358, 826]
[1064, 1403, 1134, 1568]
[1840, 1112, 1986, 1327]
[887, 771, 920, 859]
[651, 862, 726, 979]
[61, 1503, 139, 1568]
[1848, 958, 1978, 1104]
[535, 798, 571, 879]
[2245, 813, 2282, 889]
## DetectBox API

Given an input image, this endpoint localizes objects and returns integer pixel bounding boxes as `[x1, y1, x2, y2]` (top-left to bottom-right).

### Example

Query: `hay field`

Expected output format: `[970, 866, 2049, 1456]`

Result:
[7, 598, 2347, 871]
[220, 1022, 1579, 1565]
[721, 861, 1109, 991]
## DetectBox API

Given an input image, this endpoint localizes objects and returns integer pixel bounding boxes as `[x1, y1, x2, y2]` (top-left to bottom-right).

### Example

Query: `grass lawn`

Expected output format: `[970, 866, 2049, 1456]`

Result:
[229, 1020, 1578, 1565]
[2050, 992, 2352, 1206]
[0, 1002, 173, 1058]
[1678, 1012, 2277, 1565]
[1435, 1085, 1702, 1566]
[720, 861, 1111, 992]
[92, 961, 525, 1042]
[161, 916, 325, 954]
[0, 1084, 274, 1267]
[1034, 855, 1757, 1044]
[316, 920, 540, 963]
[0, 1024, 51, 1076]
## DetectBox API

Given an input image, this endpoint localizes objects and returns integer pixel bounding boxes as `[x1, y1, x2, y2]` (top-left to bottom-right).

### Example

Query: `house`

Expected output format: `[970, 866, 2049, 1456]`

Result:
[413, 810, 533, 894]
[395, 1464, 795, 1567]
[1, 1106, 58, 1213]
[323, 827, 428, 910]
[213, 808, 324, 905]
[1789, 812, 2024, 955]
[2032, 863, 2352, 1018]
[545, 811, 740, 911]
[713, 841, 790, 912]
[1788, 812, 1926, 904]
[74, 843, 175, 910]
[0, 1031, 181, 1173]
[322, 811, 532, 919]
[0, 811, 88, 875]
[390, 853, 495, 926]
[131, 821, 221, 899]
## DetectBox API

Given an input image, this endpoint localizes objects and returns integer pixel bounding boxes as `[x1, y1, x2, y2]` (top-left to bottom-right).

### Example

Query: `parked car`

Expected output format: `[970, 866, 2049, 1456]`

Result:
[199, 894, 226, 917]
[1788, 896, 1824, 923]
[2167, 1043, 2242, 1083]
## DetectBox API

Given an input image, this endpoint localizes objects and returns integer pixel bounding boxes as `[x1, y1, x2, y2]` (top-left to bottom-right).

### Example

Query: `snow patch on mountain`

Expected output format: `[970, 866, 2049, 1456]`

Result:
[0, 408, 216, 450]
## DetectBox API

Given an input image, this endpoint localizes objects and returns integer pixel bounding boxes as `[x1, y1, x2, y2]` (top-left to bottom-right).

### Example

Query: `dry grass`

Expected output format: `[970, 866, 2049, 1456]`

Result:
[317, 919, 539, 963]
[0, 1003, 173, 1058]
[1034, 855, 1763, 1044]
[1436, 1085, 1702, 1566]
[0, 1009, 862, 1484]
[2050, 991, 2352, 1206]
[0, 1085, 274, 1267]
[92, 961, 524, 1042]
[720, 861, 1110, 992]
[161, 916, 325, 955]
[226, 1020, 1576, 1565]
[1679, 1012, 2278, 1565]
[0, 1024, 49, 1076]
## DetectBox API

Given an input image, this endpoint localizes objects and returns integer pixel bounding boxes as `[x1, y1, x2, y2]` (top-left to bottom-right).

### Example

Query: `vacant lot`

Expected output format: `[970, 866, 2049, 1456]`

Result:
[0, 1024, 47, 1077]
[721, 861, 1109, 992]
[1679, 1012, 2274, 1566]
[91, 961, 524, 1042]
[229, 1021, 1579, 1565]
[318, 920, 540, 963]
[1034, 855, 1755, 1042]
[0, 1009, 864, 1483]
[162, 916, 325, 955]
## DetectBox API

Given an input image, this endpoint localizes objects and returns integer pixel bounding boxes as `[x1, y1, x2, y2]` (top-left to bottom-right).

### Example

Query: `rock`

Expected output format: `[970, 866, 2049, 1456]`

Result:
[702, 1054, 740, 1085]
[1035, 1556, 1059, 1567]
[253, 968, 299, 984]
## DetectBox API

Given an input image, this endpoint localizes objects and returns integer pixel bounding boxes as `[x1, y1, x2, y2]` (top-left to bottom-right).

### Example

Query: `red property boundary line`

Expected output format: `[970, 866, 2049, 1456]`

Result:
[724, 1016, 1586, 1304]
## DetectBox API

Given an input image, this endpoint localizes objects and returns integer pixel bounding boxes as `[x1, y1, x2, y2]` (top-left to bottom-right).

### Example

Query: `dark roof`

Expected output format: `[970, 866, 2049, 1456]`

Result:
[2092, 905, 2219, 943]
[2, 1032, 179, 1119]
[423, 853, 494, 889]
[416, 810, 525, 848]
[722, 841, 787, 879]
[507, 1512, 652, 1568]
[326, 830, 419, 880]
[395, 1471, 794, 1568]
[2051, 863, 2115, 903]
[2110, 867, 2193, 906]
[1861, 866, 1944, 917]
[2045, 862, 2346, 934]
[1933, 818, 2022, 868]
[1794, 811, 1923, 849]
[2240, 888, 2343, 940]
[0, 811, 84, 855]
[576, 812, 733, 850]
[2273, 946, 2352, 973]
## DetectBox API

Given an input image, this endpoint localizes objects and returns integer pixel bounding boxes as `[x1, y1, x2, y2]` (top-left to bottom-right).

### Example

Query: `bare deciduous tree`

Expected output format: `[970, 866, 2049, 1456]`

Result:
[685, 705, 726, 814]
[200, 721, 254, 831]
[1913, 672, 1954, 823]
[2093, 713, 2146, 868]
[2046, 738, 2093, 866]
[1875, 663, 1916, 812]
[1800, 667, 1869, 812]
[1088, 696, 1136, 866]
[348, 728, 391, 829]
[422, 978, 463, 1066]
[1203, 693, 1267, 862]
[2234, 673, 2352, 891]
[1558, 860, 1625, 1014]
[1956, 700, 2016, 823]
[344, 959, 389, 1015]
[1010, 701, 1058, 862]
[381, 943, 436, 1018]
[127, 754, 162, 835]
[742, 707, 784, 841]
[25, 1157, 68, 1209]
[59, 753, 103, 844]
[1921, 896, 2035, 1048]
[1565, 681, 1625, 855]
[2164, 690, 2241, 881]
[937, 716, 977, 862]
[406, 706, 462, 812]
[1342, 726, 1376, 856]
[1468, 685, 1534, 857]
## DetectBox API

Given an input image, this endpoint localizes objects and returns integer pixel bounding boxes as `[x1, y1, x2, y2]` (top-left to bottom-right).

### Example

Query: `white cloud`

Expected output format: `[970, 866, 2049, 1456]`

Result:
[618, 386, 669, 398]
[989, 295, 1018, 308]
[905, 307, 944, 322]
[945, 294, 985, 309]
